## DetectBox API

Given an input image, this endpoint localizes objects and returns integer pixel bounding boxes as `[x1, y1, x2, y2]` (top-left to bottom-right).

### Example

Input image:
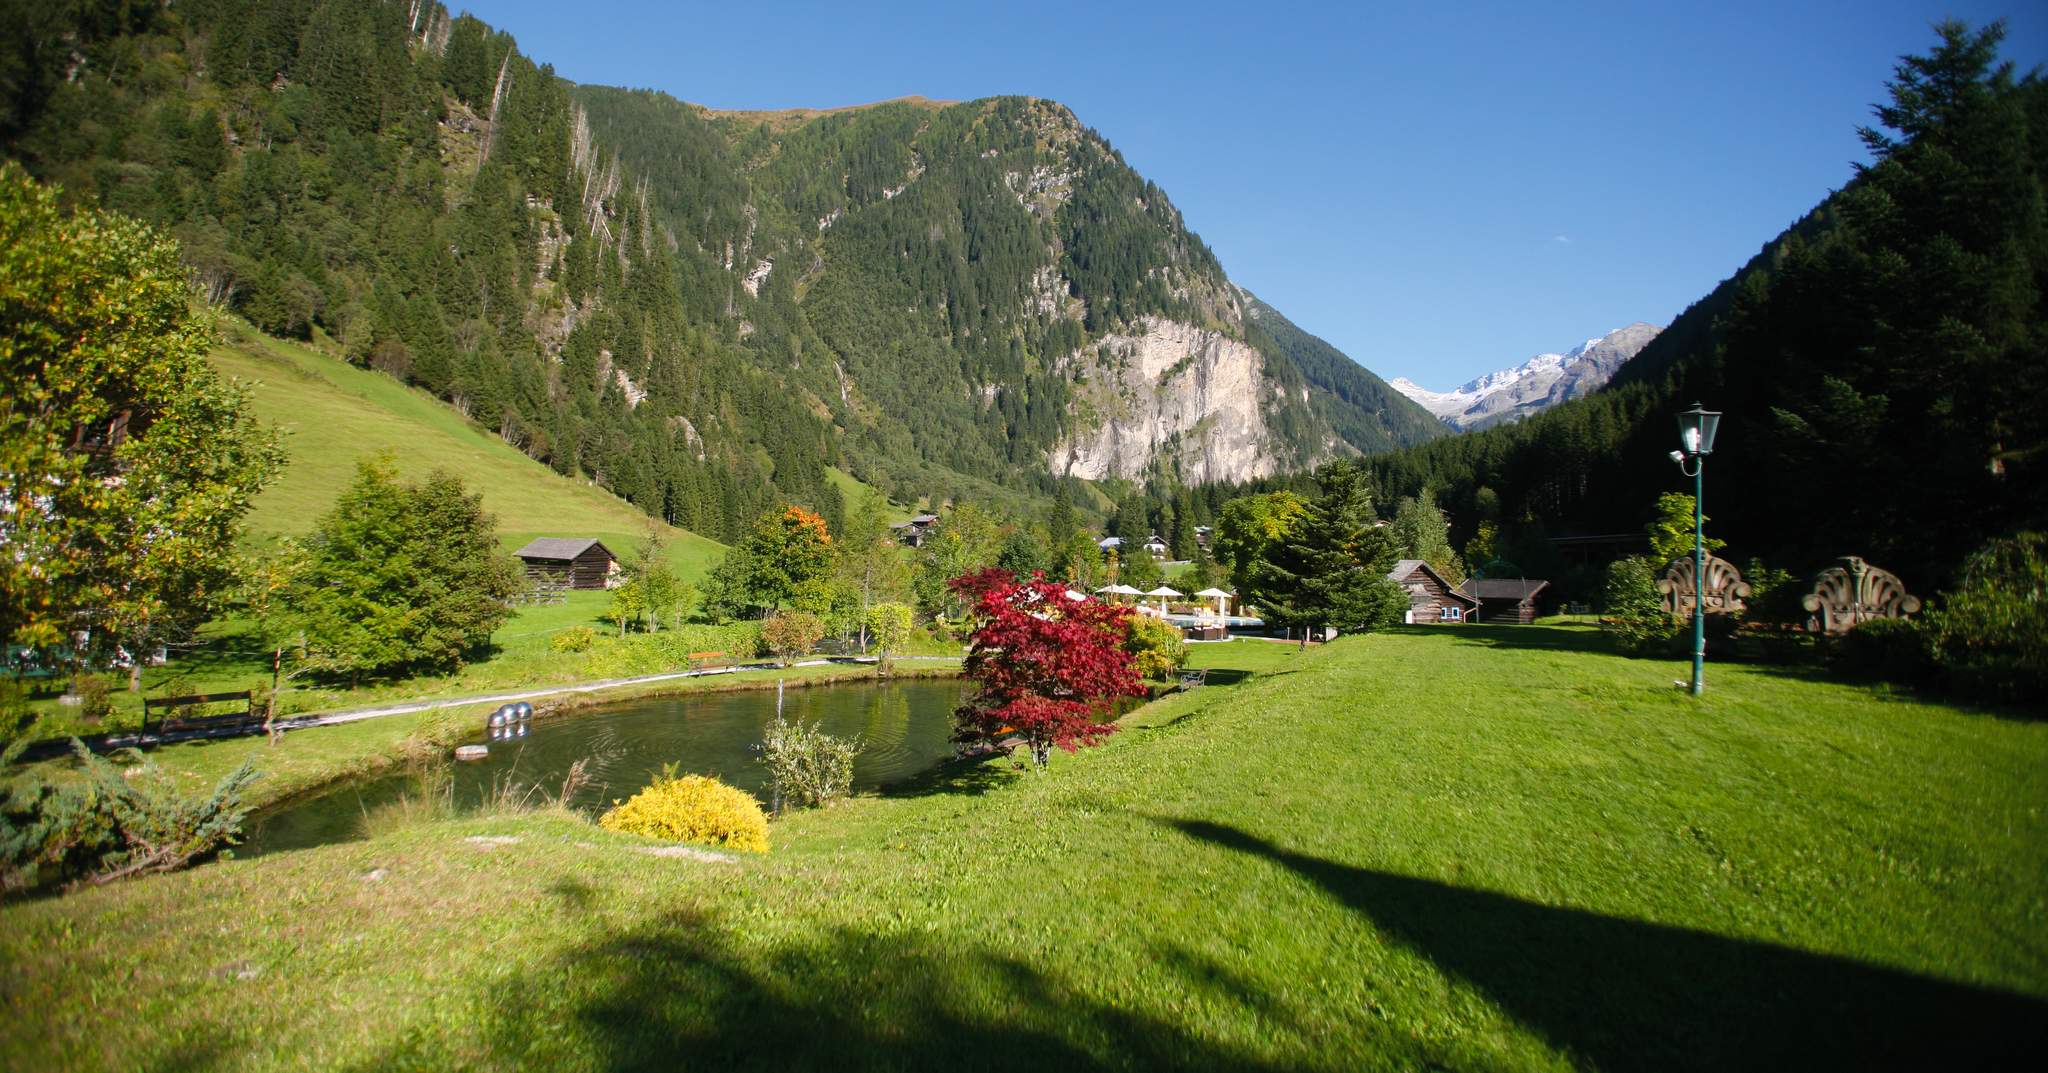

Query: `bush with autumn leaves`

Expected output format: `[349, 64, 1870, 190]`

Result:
[949, 569, 1147, 769]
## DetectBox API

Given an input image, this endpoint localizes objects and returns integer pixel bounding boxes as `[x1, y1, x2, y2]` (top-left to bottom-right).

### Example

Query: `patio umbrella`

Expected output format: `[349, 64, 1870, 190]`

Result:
[1106, 584, 1145, 603]
[1194, 587, 1233, 615]
[1145, 585, 1184, 612]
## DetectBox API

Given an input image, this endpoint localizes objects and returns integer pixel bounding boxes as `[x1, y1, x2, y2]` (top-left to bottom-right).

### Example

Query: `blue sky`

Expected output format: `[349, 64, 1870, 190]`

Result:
[461, 1, 2045, 387]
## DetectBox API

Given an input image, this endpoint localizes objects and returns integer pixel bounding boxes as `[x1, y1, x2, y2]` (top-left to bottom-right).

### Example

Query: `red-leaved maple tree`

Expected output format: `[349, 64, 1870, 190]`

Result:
[950, 568, 1145, 768]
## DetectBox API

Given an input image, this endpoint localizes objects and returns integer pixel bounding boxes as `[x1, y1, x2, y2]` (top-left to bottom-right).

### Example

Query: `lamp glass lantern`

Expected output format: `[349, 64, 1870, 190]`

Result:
[1676, 403, 1721, 457]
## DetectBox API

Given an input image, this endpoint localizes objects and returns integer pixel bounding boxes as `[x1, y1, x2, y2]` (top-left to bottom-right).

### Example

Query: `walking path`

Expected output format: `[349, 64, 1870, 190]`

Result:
[69, 654, 965, 753]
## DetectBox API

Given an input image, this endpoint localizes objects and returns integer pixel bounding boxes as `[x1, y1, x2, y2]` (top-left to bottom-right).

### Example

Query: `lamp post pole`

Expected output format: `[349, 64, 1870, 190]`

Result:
[1671, 402, 1721, 697]
[1691, 454, 1706, 696]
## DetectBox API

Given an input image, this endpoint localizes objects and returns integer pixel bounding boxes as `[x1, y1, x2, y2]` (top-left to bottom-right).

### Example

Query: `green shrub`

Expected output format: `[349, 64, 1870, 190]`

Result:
[759, 715, 860, 812]
[69, 674, 115, 724]
[761, 611, 825, 667]
[0, 680, 33, 757]
[598, 769, 768, 853]
[1601, 557, 1676, 656]
[1741, 558, 1806, 627]
[1, 743, 258, 893]
[1124, 614, 1189, 680]
[550, 626, 597, 654]
[1833, 617, 1934, 684]
[1923, 532, 2047, 703]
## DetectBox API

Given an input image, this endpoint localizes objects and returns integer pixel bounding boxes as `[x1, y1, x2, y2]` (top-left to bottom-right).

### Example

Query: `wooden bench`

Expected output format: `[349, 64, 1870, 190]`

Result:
[142, 691, 259, 739]
[1179, 669, 1209, 691]
[687, 651, 733, 672]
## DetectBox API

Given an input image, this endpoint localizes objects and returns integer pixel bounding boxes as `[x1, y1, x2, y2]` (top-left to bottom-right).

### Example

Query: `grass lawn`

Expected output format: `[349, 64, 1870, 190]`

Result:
[3, 626, 2043, 1071]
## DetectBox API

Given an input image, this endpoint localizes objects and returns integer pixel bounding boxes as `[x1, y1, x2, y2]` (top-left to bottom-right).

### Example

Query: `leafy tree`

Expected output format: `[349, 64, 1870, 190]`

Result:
[760, 611, 825, 667]
[1120, 545, 1164, 593]
[709, 506, 835, 617]
[1646, 493, 1723, 568]
[1213, 491, 1309, 593]
[865, 602, 914, 673]
[0, 164, 282, 668]
[836, 490, 908, 649]
[1246, 463, 1406, 648]
[1464, 521, 1500, 576]
[607, 581, 646, 637]
[913, 503, 1001, 620]
[1922, 531, 2048, 702]
[949, 568, 1142, 768]
[624, 528, 685, 630]
[996, 528, 1048, 580]
[279, 459, 519, 680]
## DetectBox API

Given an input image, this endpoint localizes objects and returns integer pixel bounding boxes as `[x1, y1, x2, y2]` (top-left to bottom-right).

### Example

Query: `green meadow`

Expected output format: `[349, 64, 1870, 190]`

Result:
[4, 626, 2041, 1071]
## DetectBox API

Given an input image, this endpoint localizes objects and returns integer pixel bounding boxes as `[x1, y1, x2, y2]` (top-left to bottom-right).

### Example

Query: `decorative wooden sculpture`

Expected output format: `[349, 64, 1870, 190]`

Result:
[1658, 554, 1751, 618]
[1801, 556, 1921, 635]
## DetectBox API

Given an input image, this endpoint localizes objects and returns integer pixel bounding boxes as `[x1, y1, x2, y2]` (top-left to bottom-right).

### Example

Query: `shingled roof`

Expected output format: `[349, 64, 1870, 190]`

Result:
[513, 538, 613, 562]
[1458, 577, 1550, 602]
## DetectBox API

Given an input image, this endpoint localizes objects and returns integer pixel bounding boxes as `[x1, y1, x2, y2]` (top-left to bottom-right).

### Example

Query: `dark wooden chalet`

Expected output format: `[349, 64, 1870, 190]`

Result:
[1456, 577, 1552, 625]
[890, 514, 940, 548]
[1387, 560, 1476, 624]
[513, 538, 620, 590]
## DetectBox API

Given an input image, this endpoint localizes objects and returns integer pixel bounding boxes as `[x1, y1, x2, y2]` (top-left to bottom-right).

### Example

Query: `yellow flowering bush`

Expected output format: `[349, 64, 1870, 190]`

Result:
[598, 771, 769, 853]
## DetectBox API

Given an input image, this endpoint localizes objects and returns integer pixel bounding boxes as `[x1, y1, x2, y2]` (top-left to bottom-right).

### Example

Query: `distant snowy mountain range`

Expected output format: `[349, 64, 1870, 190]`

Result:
[1390, 323, 1662, 431]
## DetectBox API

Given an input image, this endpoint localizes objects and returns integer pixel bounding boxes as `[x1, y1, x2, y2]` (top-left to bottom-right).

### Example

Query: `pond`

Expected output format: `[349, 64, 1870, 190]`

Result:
[241, 678, 969, 856]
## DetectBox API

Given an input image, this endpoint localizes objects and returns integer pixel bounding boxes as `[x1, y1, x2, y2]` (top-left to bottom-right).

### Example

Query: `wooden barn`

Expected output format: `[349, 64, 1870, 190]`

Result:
[513, 538, 620, 590]
[1387, 560, 1476, 624]
[1457, 577, 1552, 625]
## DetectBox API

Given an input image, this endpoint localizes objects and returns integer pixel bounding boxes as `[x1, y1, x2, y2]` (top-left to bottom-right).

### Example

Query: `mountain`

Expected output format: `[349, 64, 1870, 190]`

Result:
[1390, 323, 1661, 430]
[2, 0, 1442, 543]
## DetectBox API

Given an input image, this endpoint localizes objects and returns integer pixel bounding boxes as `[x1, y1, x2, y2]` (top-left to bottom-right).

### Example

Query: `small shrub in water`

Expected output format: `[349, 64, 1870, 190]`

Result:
[599, 769, 768, 853]
[759, 715, 859, 812]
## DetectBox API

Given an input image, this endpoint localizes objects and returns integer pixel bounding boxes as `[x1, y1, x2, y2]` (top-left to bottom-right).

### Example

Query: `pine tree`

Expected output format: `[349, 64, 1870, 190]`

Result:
[1247, 462, 1406, 647]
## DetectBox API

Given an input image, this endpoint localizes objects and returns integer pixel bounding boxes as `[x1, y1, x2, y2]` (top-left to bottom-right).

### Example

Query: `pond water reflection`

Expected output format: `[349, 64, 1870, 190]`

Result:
[242, 678, 968, 855]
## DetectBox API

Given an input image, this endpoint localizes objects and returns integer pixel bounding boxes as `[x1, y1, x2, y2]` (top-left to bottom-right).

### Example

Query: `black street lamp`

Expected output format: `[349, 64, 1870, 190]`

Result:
[1669, 403, 1721, 695]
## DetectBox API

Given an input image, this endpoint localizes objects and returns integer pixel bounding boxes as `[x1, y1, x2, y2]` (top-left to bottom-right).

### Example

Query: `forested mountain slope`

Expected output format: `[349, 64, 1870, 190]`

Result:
[2, 0, 1440, 541]
[1363, 23, 2047, 589]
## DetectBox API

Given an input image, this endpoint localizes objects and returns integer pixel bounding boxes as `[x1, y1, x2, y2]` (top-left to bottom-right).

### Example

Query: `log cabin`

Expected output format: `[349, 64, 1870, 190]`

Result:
[1456, 577, 1552, 625]
[513, 538, 620, 590]
[1386, 560, 1476, 624]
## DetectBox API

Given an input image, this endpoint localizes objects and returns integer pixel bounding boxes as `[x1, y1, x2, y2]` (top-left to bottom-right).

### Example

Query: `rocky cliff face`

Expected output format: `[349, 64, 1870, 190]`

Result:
[1050, 316, 1290, 483]
[1392, 322, 1661, 430]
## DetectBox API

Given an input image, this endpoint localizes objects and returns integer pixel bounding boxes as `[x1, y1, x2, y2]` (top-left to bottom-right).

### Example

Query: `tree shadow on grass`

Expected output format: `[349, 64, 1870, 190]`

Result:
[1439, 624, 1622, 657]
[875, 753, 1019, 799]
[1162, 817, 2048, 1073]
[337, 906, 1443, 1073]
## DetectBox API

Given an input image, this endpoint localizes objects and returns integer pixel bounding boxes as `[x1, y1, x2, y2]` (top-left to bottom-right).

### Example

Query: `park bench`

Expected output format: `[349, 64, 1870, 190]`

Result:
[687, 651, 734, 672]
[1179, 669, 1208, 691]
[142, 690, 259, 739]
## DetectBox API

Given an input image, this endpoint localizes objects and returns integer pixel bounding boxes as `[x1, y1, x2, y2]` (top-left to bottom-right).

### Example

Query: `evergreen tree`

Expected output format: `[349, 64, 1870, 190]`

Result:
[280, 459, 519, 679]
[1390, 488, 1462, 584]
[1246, 462, 1406, 648]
